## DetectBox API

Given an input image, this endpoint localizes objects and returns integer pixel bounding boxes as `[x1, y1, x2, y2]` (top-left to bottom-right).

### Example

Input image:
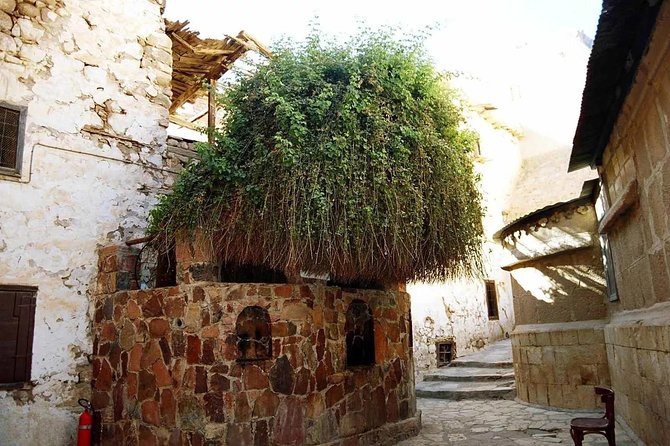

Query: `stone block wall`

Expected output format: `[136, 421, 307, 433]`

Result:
[603, 312, 670, 444]
[91, 247, 419, 445]
[511, 321, 610, 409]
[594, 2, 670, 443]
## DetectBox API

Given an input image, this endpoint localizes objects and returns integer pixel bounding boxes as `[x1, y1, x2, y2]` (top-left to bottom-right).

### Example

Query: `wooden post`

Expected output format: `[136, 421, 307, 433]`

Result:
[208, 78, 216, 143]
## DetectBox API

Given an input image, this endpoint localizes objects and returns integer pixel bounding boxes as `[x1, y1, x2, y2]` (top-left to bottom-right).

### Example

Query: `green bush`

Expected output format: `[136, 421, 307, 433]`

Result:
[150, 28, 483, 285]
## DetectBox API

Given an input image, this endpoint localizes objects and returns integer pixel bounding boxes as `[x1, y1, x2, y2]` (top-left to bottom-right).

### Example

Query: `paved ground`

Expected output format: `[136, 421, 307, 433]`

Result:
[398, 398, 638, 446]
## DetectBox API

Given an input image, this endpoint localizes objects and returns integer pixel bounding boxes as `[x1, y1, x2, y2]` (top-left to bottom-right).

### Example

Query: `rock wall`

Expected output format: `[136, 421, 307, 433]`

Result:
[91, 246, 420, 445]
[165, 136, 198, 172]
[0, 1, 173, 444]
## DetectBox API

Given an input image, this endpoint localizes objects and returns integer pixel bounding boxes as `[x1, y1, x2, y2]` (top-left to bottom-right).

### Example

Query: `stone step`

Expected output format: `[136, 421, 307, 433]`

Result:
[415, 379, 516, 400]
[448, 359, 513, 368]
[423, 366, 514, 382]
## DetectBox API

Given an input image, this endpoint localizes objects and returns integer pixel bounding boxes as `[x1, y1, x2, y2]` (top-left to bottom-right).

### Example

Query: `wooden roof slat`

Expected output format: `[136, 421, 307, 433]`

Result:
[165, 19, 272, 115]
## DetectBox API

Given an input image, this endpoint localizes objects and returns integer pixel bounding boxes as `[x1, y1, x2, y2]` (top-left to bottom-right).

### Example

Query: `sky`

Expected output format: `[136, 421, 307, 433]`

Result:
[165, 0, 603, 145]
[164, 0, 603, 71]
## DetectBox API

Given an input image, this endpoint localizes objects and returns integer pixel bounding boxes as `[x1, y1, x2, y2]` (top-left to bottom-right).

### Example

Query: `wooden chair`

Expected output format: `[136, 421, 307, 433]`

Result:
[570, 386, 615, 445]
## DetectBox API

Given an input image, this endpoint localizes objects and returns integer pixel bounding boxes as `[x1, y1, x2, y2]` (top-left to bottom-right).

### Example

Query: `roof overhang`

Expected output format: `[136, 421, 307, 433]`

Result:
[568, 0, 664, 172]
[166, 19, 272, 115]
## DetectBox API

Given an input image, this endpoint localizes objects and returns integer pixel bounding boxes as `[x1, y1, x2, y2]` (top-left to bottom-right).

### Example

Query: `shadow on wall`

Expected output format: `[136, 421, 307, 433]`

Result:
[511, 249, 607, 324]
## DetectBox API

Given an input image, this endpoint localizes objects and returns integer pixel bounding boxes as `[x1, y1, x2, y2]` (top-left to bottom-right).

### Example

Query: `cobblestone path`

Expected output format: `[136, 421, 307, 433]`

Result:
[398, 398, 638, 445]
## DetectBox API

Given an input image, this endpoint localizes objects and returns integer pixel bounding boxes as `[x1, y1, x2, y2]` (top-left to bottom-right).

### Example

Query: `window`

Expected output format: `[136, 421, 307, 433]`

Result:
[236, 306, 272, 361]
[0, 286, 36, 386]
[484, 280, 499, 320]
[595, 180, 619, 302]
[0, 102, 27, 176]
[436, 341, 454, 367]
[345, 300, 375, 367]
[155, 244, 177, 288]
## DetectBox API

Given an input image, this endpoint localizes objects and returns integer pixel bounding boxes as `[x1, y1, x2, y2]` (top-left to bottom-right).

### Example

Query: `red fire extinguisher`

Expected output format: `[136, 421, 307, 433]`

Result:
[77, 398, 93, 446]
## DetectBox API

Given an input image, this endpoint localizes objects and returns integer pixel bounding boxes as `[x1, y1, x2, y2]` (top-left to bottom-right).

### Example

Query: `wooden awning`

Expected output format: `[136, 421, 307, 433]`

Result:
[166, 19, 271, 115]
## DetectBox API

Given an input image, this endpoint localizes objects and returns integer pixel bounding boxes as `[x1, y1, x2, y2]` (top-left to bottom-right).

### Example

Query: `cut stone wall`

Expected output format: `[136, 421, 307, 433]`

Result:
[604, 308, 670, 444]
[502, 203, 607, 329]
[91, 246, 420, 445]
[511, 321, 610, 409]
[502, 201, 610, 409]
[0, 1, 172, 444]
[592, 1, 670, 443]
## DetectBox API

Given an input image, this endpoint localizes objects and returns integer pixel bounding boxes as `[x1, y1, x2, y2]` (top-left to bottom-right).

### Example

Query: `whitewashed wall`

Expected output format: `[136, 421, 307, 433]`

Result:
[0, 1, 172, 444]
[409, 110, 517, 376]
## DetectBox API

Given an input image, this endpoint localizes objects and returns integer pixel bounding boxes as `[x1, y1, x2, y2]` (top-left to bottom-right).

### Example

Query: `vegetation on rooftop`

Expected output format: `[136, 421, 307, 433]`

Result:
[149, 28, 483, 285]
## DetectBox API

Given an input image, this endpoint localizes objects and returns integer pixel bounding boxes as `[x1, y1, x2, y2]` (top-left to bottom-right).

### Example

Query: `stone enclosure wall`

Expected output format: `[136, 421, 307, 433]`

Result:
[92, 246, 420, 445]
[0, 1, 174, 444]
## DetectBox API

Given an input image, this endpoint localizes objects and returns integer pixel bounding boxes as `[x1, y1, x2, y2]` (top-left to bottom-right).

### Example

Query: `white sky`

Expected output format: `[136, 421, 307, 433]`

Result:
[165, 0, 603, 144]
[164, 0, 602, 73]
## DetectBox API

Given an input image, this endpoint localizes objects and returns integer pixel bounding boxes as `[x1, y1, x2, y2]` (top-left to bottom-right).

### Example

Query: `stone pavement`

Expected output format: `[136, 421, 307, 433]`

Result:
[398, 398, 639, 445]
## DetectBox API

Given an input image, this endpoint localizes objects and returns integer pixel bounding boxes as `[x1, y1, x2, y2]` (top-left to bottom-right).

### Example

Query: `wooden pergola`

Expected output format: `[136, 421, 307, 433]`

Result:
[166, 20, 271, 141]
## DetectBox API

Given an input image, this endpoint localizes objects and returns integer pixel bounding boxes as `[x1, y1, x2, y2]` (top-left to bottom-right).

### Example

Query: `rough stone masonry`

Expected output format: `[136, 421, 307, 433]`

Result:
[91, 244, 421, 445]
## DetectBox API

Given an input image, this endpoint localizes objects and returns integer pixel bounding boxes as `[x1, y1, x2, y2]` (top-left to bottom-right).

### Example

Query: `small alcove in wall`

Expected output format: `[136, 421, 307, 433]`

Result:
[235, 306, 272, 361]
[220, 261, 287, 284]
[345, 300, 375, 367]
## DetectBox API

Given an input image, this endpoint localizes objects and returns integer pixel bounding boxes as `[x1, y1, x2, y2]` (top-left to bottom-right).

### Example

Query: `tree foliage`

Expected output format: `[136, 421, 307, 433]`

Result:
[149, 28, 483, 285]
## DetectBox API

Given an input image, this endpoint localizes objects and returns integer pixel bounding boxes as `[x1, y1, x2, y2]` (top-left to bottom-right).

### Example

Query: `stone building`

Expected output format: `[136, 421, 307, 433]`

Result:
[409, 30, 596, 377]
[0, 1, 266, 444]
[503, 181, 612, 409]
[566, 0, 670, 443]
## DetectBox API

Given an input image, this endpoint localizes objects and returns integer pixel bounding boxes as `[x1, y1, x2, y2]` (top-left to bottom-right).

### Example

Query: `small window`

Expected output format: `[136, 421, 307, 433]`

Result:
[155, 243, 177, 288]
[236, 306, 272, 361]
[600, 235, 619, 302]
[0, 102, 27, 176]
[484, 280, 499, 320]
[436, 340, 454, 367]
[0, 286, 37, 386]
[345, 300, 375, 367]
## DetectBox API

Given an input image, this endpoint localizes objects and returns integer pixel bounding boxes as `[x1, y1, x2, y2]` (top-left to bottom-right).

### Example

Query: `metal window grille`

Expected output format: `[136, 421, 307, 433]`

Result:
[437, 341, 454, 367]
[0, 105, 20, 170]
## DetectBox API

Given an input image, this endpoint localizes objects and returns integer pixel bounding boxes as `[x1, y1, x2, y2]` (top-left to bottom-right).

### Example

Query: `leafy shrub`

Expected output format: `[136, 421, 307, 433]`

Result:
[150, 28, 483, 285]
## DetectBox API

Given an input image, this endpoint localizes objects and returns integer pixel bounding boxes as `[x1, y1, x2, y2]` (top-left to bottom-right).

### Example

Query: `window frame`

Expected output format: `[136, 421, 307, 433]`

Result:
[436, 340, 454, 367]
[345, 300, 376, 368]
[484, 279, 499, 320]
[0, 101, 27, 178]
[235, 305, 273, 362]
[0, 285, 37, 388]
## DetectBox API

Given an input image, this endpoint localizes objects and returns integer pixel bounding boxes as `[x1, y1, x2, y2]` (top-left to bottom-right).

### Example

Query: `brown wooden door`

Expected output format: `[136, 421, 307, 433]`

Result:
[0, 287, 36, 384]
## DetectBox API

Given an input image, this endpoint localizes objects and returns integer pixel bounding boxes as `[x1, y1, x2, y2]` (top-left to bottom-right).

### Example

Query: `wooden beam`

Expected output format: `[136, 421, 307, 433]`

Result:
[208, 78, 216, 143]
[171, 32, 197, 53]
[598, 180, 639, 234]
[169, 114, 199, 130]
[239, 30, 273, 58]
[194, 48, 236, 56]
[191, 109, 208, 123]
